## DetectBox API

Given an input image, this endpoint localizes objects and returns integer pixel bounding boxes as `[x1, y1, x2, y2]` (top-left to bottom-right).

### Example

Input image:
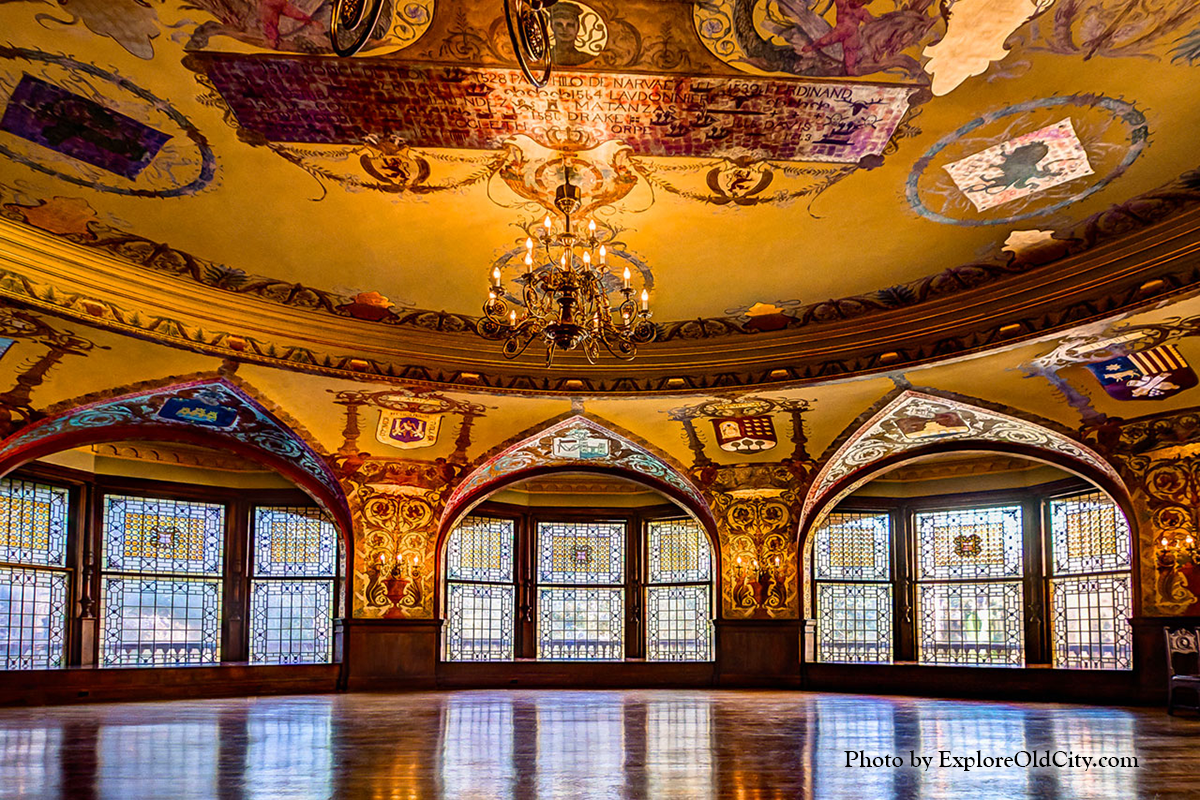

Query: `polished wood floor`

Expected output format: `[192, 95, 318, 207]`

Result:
[1, 690, 1198, 799]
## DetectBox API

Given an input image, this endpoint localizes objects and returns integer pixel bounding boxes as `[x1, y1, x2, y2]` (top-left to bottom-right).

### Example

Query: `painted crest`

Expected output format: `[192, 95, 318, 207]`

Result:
[1086, 344, 1198, 401]
[157, 397, 238, 428]
[551, 427, 611, 459]
[890, 411, 971, 441]
[711, 416, 777, 453]
[376, 409, 441, 449]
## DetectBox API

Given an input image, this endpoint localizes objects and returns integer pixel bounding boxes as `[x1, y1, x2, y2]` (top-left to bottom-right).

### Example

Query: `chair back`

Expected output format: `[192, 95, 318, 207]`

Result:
[1164, 627, 1200, 678]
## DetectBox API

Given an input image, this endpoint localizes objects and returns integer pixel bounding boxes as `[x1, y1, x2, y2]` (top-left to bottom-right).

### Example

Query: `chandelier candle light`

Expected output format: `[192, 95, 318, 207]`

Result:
[479, 170, 655, 365]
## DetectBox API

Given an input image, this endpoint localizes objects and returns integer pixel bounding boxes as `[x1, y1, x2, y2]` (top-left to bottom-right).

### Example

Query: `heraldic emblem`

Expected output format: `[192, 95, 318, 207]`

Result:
[376, 410, 441, 449]
[1086, 344, 1198, 401]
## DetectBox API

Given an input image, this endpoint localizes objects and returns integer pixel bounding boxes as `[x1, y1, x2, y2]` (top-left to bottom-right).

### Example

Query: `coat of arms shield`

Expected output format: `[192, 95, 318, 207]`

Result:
[376, 409, 441, 449]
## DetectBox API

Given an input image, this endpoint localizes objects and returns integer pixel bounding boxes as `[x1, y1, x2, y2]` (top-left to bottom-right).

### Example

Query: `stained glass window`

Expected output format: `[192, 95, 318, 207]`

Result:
[647, 586, 712, 661]
[0, 479, 69, 670]
[252, 507, 337, 578]
[537, 587, 624, 660]
[1049, 492, 1133, 670]
[1, 567, 67, 670]
[917, 581, 1024, 666]
[0, 479, 67, 567]
[448, 584, 515, 661]
[250, 507, 337, 665]
[914, 506, 1025, 667]
[646, 519, 712, 661]
[648, 519, 711, 584]
[100, 495, 224, 667]
[536, 521, 624, 585]
[814, 511, 890, 582]
[813, 511, 893, 663]
[444, 516, 516, 662]
[1050, 492, 1132, 576]
[915, 506, 1023, 581]
[535, 521, 625, 660]
[817, 583, 892, 663]
[102, 495, 225, 576]
[447, 516, 514, 584]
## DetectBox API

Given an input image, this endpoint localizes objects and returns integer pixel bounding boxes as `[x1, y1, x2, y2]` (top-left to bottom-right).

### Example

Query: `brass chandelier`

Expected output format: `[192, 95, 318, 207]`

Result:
[478, 170, 655, 365]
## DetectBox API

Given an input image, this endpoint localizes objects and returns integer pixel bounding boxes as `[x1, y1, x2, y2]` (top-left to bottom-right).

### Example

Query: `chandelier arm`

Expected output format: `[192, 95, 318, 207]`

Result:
[329, 0, 386, 57]
[582, 335, 600, 364]
[504, 0, 554, 88]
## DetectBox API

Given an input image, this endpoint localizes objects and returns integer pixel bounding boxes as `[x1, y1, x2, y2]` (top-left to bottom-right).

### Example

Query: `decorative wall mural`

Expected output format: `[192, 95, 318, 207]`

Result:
[3, 194, 99, 238]
[1087, 344, 1198, 401]
[921, 0, 1052, 95]
[668, 395, 811, 467]
[693, 0, 939, 81]
[0, 377, 350, 532]
[445, 415, 709, 525]
[188, 56, 917, 163]
[1029, 312, 1200, 426]
[1028, 0, 1200, 61]
[545, 0, 609, 66]
[332, 386, 487, 464]
[182, 0, 435, 55]
[0, 48, 215, 198]
[0, 306, 101, 436]
[716, 488, 794, 616]
[806, 390, 1123, 527]
[7, 0, 164, 60]
[1078, 408, 1200, 616]
[425, 0, 698, 73]
[906, 95, 1147, 226]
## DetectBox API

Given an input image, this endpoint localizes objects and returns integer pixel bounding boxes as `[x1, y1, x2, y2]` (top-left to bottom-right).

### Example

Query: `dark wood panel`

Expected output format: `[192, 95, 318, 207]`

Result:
[0, 664, 339, 706]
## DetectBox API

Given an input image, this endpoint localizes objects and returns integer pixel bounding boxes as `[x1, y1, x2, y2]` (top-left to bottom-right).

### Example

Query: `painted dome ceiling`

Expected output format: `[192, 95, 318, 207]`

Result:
[2, 0, 1200, 391]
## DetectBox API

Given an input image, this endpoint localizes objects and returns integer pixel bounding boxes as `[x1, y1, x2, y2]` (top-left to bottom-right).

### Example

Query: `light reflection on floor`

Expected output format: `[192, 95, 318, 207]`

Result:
[0, 690, 1193, 799]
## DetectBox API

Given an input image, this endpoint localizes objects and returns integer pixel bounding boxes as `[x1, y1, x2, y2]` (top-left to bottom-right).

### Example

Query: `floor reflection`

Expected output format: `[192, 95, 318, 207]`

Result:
[0, 690, 1190, 799]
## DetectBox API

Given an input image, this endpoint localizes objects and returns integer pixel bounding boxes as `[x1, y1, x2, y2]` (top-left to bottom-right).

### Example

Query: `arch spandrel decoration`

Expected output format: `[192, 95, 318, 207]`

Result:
[802, 391, 1128, 536]
[0, 377, 352, 539]
[442, 414, 714, 534]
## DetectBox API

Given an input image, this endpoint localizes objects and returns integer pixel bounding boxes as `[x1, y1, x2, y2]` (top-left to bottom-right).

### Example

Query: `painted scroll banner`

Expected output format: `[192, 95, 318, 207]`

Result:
[189, 55, 915, 163]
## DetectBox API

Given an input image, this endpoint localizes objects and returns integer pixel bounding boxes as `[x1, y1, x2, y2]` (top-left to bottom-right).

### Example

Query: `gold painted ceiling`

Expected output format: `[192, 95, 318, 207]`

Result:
[1, 0, 1200, 390]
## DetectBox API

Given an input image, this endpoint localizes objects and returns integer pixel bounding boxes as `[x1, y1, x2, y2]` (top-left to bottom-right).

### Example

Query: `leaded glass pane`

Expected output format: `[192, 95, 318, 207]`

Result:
[817, 582, 893, 663]
[445, 583, 515, 661]
[102, 496, 225, 576]
[0, 478, 67, 567]
[646, 585, 712, 661]
[1050, 492, 1132, 576]
[647, 519, 711, 584]
[1051, 574, 1133, 670]
[0, 566, 66, 669]
[252, 507, 336, 577]
[536, 587, 623, 660]
[536, 521, 624, 585]
[249, 580, 333, 664]
[915, 506, 1023, 581]
[814, 511, 891, 581]
[100, 577, 221, 666]
[447, 516, 515, 583]
[917, 581, 1024, 666]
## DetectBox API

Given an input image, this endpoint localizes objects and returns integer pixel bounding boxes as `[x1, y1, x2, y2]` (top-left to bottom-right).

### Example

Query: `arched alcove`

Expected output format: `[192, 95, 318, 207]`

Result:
[800, 391, 1133, 542]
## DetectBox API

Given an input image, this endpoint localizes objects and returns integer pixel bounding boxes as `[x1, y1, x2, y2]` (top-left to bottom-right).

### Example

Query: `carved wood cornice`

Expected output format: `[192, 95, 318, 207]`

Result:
[3, 206, 1200, 395]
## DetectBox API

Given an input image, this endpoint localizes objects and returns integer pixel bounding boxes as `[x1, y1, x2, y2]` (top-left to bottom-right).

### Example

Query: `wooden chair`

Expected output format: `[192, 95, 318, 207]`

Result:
[1165, 627, 1200, 715]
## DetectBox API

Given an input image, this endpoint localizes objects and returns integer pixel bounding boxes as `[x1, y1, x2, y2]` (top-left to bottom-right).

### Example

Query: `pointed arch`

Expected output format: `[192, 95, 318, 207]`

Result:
[439, 414, 717, 548]
[799, 390, 1132, 541]
[0, 376, 352, 541]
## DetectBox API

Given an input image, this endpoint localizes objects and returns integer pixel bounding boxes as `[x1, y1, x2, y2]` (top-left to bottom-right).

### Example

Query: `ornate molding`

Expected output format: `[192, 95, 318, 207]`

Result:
[4, 189, 1200, 394]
